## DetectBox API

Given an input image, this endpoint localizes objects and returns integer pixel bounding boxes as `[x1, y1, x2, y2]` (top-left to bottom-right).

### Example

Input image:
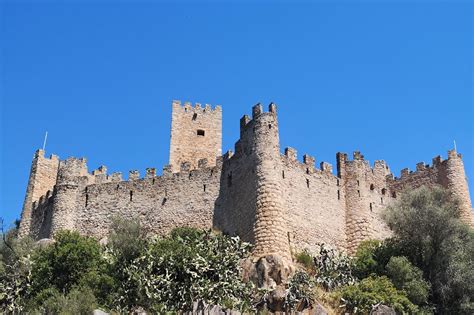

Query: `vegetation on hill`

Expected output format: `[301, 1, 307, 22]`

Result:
[1, 186, 473, 314]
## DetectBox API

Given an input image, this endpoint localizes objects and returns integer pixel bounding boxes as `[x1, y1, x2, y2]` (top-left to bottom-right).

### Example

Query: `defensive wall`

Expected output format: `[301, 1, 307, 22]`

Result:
[18, 101, 474, 257]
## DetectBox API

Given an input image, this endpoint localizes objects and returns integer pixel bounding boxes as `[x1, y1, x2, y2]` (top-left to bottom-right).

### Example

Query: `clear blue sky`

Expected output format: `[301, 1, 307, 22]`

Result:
[1, 1, 473, 228]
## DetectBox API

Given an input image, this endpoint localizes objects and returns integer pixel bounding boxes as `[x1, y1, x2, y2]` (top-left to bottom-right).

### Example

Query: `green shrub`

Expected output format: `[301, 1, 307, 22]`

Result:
[339, 276, 419, 314]
[385, 256, 430, 305]
[31, 286, 97, 315]
[295, 250, 314, 271]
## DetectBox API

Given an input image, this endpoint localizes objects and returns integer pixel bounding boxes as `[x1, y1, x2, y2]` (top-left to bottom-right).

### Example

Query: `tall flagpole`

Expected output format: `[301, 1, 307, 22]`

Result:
[42, 131, 48, 151]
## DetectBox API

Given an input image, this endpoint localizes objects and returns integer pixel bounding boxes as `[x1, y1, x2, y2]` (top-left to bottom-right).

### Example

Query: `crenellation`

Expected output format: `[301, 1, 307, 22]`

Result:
[252, 103, 263, 118]
[320, 162, 333, 174]
[284, 147, 297, 161]
[145, 168, 156, 178]
[303, 154, 315, 167]
[109, 172, 122, 182]
[92, 165, 107, 176]
[129, 170, 140, 181]
[19, 101, 473, 256]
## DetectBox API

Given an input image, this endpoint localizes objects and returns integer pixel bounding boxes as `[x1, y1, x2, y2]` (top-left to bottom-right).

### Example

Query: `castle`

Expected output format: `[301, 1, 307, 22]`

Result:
[18, 101, 474, 257]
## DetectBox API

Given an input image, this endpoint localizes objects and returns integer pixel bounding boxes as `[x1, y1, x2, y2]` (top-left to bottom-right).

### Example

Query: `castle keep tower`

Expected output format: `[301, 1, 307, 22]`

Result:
[169, 100, 222, 173]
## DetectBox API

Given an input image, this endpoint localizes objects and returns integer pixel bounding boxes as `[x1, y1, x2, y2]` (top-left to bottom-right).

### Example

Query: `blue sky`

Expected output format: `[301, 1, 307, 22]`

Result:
[1, 1, 472, 228]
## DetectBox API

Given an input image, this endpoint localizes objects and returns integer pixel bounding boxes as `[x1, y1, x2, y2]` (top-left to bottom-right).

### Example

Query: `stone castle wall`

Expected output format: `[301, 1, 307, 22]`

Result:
[280, 149, 347, 253]
[19, 101, 474, 256]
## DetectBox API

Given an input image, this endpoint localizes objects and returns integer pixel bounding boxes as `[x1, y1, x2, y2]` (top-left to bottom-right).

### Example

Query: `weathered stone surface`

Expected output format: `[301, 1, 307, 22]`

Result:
[18, 101, 474, 257]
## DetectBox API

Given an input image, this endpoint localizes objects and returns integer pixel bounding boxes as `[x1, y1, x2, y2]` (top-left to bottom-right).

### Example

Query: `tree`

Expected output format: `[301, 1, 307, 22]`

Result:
[30, 231, 104, 295]
[383, 186, 474, 313]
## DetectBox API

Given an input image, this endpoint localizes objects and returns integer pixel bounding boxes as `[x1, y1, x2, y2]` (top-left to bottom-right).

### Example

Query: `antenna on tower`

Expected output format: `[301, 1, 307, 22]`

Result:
[42, 131, 48, 151]
[454, 140, 457, 152]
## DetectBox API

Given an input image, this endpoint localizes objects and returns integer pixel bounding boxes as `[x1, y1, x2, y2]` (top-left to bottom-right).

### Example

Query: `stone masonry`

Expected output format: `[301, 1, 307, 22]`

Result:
[18, 101, 474, 256]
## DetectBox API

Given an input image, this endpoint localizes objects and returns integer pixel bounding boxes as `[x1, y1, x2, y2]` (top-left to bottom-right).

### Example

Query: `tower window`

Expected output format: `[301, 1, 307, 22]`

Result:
[197, 129, 205, 136]
[192, 113, 198, 121]
[306, 178, 310, 188]
[337, 190, 340, 200]
[130, 191, 133, 201]
[382, 188, 387, 195]
[370, 184, 375, 191]
[282, 170, 285, 179]
[370, 203, 373, 211]
[392, 191, 397, 198]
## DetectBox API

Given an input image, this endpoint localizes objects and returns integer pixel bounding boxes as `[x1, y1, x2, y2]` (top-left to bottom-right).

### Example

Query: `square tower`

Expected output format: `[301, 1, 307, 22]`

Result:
[169, 100, 222, 172]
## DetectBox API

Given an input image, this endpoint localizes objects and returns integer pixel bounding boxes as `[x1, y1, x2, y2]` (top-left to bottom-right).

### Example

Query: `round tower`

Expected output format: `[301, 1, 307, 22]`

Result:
[250, 103, 291, 260]
[445, 149, 474, 226]
[341, 152, 373, 254]
[50, 158, 89, 236]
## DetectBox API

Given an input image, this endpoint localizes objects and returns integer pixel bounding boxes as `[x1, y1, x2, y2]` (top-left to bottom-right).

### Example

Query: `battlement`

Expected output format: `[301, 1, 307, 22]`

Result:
[172, 100, 221, 114]
[282, 147, 334, 175]
[35, 149, 59, 161]
[391, 149, 462, 180]
[239, 102, 277, 134]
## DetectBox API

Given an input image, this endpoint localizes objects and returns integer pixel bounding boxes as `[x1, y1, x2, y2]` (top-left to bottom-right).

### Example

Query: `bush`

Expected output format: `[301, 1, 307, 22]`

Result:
[111, 228, 254, 313]
[385, 256, 430, 305]
[31, 231, 104, 295]
[0, 233, 35, 312]
[30, 286, 97, 315]
[295, 250, 314, 271]
[338, 276, 419, 314]
[284, 270, 315, 311]
[313, 243, 355, 290]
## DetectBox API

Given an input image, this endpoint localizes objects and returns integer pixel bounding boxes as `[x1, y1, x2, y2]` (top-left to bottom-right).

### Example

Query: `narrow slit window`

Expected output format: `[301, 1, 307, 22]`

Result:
[357, 180, 360, 186]
[282, 170, 285, 179]
[381, 197, 384, 204]
[392, 191, 397, 198]
[85, 194, 89, 207]
[130, 191, 133, 201]
[268, 124, 272, 129]
[382, 188, 387, 195]
[370, 184, 375, 191]
[306, 178, 310, 188]
[192, 113, 198, 121]
[370, 203, 373, 211]
[337, 179, 340, 186]
[227, 173, 232, 187]
[197, 129, 205, 136]
[203, 184, 206, 192]
[337, 190, 340, 200]
[358, 190, 361, 197]
[162, 197, 167, 205]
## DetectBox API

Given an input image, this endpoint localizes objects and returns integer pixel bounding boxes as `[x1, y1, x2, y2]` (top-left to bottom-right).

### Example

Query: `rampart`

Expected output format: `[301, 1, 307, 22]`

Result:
[18, 101, 474, 257]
